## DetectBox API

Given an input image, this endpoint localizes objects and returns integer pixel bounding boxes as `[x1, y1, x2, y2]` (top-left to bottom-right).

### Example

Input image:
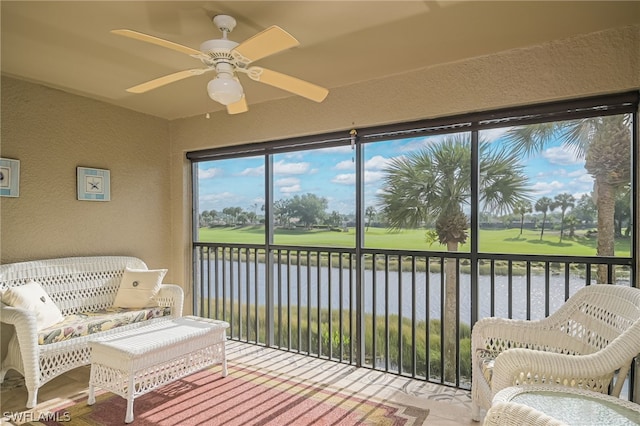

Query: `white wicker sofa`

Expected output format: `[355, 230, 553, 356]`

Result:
[0, 256, 184, 408]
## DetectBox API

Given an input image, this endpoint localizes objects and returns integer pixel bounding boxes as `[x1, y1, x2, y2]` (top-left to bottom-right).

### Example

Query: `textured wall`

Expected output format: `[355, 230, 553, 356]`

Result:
[0, 77, 172, 272]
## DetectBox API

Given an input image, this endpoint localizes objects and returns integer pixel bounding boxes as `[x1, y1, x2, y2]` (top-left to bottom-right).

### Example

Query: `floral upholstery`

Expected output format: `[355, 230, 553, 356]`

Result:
[476, 349, 497, 384]
[38, 306, 172, 345]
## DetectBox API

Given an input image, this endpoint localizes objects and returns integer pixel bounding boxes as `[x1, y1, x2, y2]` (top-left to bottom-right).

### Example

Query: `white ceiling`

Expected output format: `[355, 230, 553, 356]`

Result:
[2, 1, 638, 120]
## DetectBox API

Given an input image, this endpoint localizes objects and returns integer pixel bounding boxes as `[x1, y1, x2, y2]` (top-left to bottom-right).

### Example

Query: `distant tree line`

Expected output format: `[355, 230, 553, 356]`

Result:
[199, 187, 631, 240]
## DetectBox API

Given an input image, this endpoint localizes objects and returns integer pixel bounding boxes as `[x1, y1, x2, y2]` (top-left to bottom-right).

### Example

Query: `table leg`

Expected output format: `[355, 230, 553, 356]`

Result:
[125, 398, 134, 424]
[125, 374, 135, 423]
[88, 365, 96, 405]
[222, 356, 228, 377]
[87, 384, 95, 405]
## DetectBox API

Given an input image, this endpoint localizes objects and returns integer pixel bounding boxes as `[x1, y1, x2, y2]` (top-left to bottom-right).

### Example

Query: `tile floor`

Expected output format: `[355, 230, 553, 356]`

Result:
[1, 341, 477, 425]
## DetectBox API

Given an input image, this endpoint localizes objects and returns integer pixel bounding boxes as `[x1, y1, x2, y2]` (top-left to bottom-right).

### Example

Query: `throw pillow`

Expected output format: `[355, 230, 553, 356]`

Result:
[1, 280, 65, 330]
[112, 267, 167, 308]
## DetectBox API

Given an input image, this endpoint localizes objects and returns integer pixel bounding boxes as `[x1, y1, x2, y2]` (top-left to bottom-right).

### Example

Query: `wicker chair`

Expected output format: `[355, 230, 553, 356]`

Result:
[471, 284, 640, 422]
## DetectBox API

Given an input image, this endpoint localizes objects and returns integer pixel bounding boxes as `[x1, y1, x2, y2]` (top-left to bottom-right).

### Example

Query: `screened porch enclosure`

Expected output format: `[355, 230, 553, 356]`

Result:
[189, 92, 638, 395]
[193, 244, 633, 391]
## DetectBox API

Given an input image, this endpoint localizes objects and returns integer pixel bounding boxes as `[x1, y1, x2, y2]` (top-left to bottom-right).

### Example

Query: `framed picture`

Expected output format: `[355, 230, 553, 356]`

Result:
[0, 158, 20, 197]
[77, 167, 110, 201]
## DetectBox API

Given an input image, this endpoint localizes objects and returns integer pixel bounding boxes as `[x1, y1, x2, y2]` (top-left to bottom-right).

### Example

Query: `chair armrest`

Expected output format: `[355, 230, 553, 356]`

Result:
[490, 348, 616, 396]
[156, 284, 184, 317]
[472, 317, 564, 354]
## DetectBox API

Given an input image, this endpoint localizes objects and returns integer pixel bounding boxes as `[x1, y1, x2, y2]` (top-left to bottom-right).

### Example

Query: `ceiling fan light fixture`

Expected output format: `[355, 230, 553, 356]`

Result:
[207, 75, 243, 105]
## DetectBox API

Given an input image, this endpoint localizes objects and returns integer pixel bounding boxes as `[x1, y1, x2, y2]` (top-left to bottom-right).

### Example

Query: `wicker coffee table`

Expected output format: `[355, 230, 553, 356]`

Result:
[87, 316, 229, 423]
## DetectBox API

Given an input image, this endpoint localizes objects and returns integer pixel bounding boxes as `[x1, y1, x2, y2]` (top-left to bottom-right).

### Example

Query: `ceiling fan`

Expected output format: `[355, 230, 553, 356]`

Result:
[112, 15, 329, 114]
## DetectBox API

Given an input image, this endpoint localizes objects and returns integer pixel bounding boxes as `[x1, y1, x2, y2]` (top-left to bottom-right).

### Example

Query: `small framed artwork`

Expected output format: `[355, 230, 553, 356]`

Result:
[77, 167, 110, 201]
[0, 158, 20, 197]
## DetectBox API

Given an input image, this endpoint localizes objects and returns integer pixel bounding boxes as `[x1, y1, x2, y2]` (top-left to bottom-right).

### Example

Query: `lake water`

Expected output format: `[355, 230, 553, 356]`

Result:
[198, 260, 627, 322]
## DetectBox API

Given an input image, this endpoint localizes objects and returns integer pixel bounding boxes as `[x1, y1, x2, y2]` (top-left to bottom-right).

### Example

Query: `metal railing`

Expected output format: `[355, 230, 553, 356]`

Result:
[193, 242, 634, 393]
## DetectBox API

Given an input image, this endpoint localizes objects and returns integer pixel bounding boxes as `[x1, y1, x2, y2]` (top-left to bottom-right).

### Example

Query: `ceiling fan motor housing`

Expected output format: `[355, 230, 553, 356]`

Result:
[199, 38, 239, 68]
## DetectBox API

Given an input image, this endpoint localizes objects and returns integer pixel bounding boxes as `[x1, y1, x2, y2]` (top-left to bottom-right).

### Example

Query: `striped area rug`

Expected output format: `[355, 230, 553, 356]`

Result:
[37, 364, 429, 425]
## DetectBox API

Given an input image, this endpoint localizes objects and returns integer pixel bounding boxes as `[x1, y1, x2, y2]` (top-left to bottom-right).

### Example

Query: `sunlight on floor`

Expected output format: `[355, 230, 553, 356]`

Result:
[1, 341, 475, 425]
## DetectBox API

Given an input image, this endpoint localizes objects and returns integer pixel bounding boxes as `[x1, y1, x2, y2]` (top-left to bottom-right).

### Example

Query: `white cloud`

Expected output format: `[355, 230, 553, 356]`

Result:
[331, 170, 386, 185]
[199, 191, 240, 204]
[542, 147, 582, 166]
[365, 155, 392, 170]
[531, 180, 564, 196]
[568, 169, 586, 178]
[280, 184, 301, 194]
[238, 165, 264, 176]
[335, 155, 395, 173]
[332, 173, 354, 185]
[198, 167, 223, 179]
[274, 160, 310, 175]
[365, 170, 386, 183]
[574, 173, 594, 184]
[335, 159, 353, 170]
[275, 177, 300, 187]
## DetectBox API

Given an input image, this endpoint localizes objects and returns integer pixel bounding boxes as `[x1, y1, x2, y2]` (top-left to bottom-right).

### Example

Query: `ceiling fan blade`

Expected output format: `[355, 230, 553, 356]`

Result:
[248, 67, 328, 102]
[227, 96, 248, 115]
[111, 29, 201, 56]
[232, 26, 299, 65]
[126, 69, 209, 93]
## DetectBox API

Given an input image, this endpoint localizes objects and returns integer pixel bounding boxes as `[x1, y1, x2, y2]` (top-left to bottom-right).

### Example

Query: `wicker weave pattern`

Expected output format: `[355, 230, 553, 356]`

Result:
[471, 284, 640, 422]
[0, 256, 184, 409]
[484, 385, 640, 425]
[88, 316, 229, 423]
[483, 402, 568, 426]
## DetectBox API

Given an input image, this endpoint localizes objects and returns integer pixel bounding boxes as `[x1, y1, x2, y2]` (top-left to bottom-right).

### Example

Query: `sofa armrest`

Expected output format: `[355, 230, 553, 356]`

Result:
[0, 302, 40, 384]
[156, 284, 184, 318]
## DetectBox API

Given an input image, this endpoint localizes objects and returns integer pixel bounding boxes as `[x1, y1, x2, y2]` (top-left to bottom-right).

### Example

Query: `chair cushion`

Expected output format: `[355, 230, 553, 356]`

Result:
[476, 349, 497, 384]
[38, 306, 171, 345]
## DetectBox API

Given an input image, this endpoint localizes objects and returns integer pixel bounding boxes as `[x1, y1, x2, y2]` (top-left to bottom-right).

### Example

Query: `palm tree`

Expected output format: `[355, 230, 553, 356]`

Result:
[506, 115, 631, 282]
[377, 134, 529, 382]
[564, 215, 580, 238]
[535, 197, 553, 240]
[614, 186, 632, 237]
[554, 193, 575, 242]
[365, 206, 376, 231]
[513, 201, 532, 235]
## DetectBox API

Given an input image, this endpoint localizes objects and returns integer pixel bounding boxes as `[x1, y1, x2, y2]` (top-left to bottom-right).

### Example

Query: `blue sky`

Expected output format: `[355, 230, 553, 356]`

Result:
[197, 128, 593, 216]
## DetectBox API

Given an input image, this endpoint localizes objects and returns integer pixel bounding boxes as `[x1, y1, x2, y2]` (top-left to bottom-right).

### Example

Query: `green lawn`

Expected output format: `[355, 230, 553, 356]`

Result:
[198, 226, 631, 257]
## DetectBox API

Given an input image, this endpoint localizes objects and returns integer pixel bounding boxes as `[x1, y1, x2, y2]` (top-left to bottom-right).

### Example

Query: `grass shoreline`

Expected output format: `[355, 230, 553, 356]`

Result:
[198, 226, 631, 278]
[199, 226, 631, 257]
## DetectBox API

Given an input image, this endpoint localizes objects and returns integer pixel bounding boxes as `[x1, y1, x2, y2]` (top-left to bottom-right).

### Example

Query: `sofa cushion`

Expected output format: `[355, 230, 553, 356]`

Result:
[476, 349, 497, 384]
[112, 267, 167, 308]
[38, 306, 171, 345]
[1, 280, 65, 330]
